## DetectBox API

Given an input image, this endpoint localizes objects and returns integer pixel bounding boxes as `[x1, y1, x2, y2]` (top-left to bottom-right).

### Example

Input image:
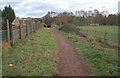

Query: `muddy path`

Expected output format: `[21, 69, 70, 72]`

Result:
[51, 27, 91, 76]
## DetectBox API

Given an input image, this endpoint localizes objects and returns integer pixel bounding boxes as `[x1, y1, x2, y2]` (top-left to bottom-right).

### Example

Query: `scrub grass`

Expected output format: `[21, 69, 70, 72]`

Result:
[79, 26, 119, 43]
[2, 28, 59, 76]
[60, 31, 118, 76]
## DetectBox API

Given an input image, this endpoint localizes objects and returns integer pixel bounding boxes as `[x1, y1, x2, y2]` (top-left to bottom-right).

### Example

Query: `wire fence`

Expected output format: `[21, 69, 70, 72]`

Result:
[0, 19, 42, 45]
[0, 30, 7, 41]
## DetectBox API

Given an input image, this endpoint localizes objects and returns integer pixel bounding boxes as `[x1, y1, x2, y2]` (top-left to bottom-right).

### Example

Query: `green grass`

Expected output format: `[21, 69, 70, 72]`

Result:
[80, 26, 118, 34]
[2, 28, 59, 76]
[60, 31, 118, 76]
[79, 26, 119, 44]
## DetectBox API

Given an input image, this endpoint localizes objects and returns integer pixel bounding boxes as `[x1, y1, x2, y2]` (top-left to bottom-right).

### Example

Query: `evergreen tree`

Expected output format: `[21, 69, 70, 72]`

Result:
[2, 5, 15, 30]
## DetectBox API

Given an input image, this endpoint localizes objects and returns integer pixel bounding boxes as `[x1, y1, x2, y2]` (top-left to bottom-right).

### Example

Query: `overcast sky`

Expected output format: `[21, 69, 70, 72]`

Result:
[0, 0, 119, 18]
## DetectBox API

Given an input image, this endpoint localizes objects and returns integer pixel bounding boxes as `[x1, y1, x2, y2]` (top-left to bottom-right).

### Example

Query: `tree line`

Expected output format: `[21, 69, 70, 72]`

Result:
[43, 9, 119, 26]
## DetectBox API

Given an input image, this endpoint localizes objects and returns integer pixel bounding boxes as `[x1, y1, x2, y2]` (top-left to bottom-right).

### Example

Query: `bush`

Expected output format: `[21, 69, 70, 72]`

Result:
[59, 23, 80, 34]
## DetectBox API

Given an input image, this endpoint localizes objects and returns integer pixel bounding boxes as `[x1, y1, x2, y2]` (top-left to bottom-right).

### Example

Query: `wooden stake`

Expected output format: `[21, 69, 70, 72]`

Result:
[19, 20, 22, 39]
[7, 19, 11, 48]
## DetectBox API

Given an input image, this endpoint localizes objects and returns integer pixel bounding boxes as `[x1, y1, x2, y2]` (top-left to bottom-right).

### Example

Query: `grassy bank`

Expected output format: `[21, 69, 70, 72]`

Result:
[3, 28, 59, 76]
[60, 31, 118, 76]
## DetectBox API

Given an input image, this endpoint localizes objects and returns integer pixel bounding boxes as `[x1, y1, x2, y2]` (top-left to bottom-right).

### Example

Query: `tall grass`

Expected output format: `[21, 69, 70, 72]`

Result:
[2, 28, 59, 76]
[60, 31, 118, 76]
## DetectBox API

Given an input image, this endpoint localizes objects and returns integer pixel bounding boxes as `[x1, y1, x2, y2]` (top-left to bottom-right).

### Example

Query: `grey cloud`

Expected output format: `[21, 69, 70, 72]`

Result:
[22, 2, 61, 11]
[118, 1, 120, 13]
[1, 1, 79, 17]
[1, 0, 117, 17]
[0, 1, 101, 17]
[25, 11, 46, 17]
[4, 2, 22, 7]
[69, 1, 95, 8]
[17, 1, 65, 17]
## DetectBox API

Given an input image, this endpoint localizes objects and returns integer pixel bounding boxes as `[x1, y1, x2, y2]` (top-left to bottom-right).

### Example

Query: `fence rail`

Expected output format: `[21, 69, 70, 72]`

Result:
[0, 19, 42, 46]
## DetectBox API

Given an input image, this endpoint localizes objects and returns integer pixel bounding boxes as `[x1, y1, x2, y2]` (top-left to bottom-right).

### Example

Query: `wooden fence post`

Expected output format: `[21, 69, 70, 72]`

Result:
[30, 22, 31, 34]
[32, 21, 33, 33]
[31, 22, 33, 33]
[19, 20, 22, 39]
[7, 19, 11, 48]
[104, 30, 107, 42]
[33, 22, 35, 32]
[86, 29, 88, 37]
[35, 23, 36, 32]
[26, 22, 28, 37]
[94, 30, 96, 37]
[35, 23, 36, 31]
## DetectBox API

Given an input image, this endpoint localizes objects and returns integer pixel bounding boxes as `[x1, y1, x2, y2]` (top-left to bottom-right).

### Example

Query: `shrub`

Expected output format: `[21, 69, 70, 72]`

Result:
[59, 23, 80, 34]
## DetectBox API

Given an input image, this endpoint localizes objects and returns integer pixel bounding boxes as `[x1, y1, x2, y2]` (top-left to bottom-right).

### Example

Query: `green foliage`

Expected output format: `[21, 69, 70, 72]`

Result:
[107, 14, 118, 25]
[2, 5, 15, 23]
[59, 23, 80, 34]
[2, 5, 15, 30]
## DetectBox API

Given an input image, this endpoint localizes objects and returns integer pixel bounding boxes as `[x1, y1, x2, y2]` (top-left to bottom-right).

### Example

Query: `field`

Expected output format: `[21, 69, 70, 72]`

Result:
[60, 31, 118, 76]
[2, 28, 59, 76]
[79, 26, 119, 44]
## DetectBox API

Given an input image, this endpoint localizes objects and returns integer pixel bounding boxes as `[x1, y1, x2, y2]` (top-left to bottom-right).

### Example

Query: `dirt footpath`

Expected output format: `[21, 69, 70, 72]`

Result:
[51, 28, 91, 76]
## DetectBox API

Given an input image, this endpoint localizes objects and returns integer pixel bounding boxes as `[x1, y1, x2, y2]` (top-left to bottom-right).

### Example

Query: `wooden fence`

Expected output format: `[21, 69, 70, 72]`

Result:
[1, 19, 42, 46]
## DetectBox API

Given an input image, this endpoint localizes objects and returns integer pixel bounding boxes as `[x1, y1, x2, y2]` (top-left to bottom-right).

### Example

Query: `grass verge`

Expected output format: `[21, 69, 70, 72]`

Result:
[2, 28, 59, 76]
[60, 31, 118, 76]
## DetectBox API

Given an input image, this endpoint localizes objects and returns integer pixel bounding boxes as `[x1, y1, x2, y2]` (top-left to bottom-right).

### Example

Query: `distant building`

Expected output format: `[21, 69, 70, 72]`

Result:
[32, 18, 42, 23]
[90, 23, 99, 26]
[22, 17, 32, 20]
[12, 17, 20, 26]
[21, 17, 33, 26]
[22, 17, 42, 23]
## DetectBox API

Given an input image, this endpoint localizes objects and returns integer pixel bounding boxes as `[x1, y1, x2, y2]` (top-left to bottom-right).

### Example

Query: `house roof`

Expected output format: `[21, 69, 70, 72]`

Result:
[12, 17, 20, 26]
